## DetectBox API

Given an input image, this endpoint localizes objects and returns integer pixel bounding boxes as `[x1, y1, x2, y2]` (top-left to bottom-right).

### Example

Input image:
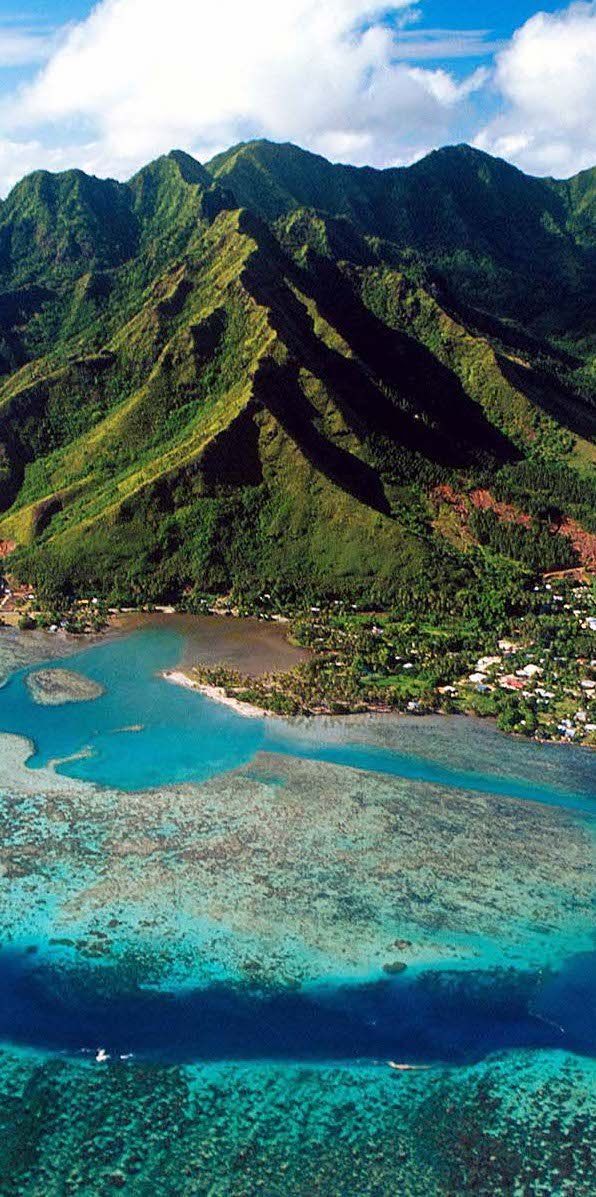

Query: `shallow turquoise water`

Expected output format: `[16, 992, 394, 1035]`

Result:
[5, 629, 262, 789]
[0, 626, 594, 1192]
[0, 627, 593, 809]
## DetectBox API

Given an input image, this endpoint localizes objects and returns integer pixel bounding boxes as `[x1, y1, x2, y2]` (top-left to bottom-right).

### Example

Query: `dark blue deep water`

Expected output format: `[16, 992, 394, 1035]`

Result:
[0, 627, 593, 809]
[0, 949, 594, 1064]
[0, 626, 594, 1066]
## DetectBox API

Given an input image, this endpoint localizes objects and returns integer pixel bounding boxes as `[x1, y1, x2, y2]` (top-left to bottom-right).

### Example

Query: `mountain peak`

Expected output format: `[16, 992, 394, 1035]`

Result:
[411, 142, 525, 178]
[166, 149, 209, 184]
[130, 150, 210, 189]
[0, 164, 135, 284]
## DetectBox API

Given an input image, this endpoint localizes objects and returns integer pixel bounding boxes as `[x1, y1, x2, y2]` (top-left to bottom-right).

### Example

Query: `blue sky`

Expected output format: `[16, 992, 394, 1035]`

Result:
[0, 1, 567, 86]
[419, 0, 562, 42]
[0, 0, 594, 191]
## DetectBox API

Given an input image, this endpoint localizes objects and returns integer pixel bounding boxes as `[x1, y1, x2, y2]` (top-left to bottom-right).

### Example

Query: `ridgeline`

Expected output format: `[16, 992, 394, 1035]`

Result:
[0, 140, 593, 611]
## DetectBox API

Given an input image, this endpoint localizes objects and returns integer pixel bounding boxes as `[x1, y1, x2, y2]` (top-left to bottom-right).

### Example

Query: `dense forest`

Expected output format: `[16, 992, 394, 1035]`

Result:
[0, 140, 593, 610]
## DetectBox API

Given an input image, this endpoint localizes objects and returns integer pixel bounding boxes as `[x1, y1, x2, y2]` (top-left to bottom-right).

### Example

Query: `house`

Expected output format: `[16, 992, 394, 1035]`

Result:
[476, 656, 501, 672]
[499, 675, 526, 691]
[558, 721, 576, 738]
[516, 664, 542, 679]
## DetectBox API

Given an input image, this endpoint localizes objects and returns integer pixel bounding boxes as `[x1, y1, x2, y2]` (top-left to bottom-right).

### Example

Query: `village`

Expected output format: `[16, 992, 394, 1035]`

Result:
[183, 575, 596, 745]
[446, 581, 596, 745]
[1, 563, 594, 745]
[292, 576, 596, 744]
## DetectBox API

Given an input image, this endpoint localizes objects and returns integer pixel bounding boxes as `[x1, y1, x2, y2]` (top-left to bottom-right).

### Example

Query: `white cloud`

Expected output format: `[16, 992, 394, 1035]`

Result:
[409, 65, 487, 105]
[0, 24, 53, 67]
[0, 0, 484, 187]
[4, 1, 594, 190]
[0, 136, 93, 193]
[475, 2, 596, 177]
[391, 28, 504, 60]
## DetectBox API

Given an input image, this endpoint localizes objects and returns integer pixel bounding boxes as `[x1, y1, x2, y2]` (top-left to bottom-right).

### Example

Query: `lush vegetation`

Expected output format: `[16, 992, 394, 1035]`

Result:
[209, 140, 596, 343]
[467, 510, 578, 572]
[188, 576, 596, 744]
[0, 140, 593, 611]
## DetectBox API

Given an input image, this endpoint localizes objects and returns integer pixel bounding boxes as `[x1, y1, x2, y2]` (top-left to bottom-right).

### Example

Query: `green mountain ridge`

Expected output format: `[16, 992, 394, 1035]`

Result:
[208, 141, 596, 339]
[0, 141, 593, 606]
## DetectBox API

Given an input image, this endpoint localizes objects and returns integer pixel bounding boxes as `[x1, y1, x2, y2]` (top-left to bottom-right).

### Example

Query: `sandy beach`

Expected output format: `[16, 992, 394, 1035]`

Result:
[162, 670, 266, 718]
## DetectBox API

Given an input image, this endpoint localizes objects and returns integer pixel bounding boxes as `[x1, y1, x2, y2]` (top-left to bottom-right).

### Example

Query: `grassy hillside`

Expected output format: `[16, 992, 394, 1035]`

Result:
[0, 141, 593, 607]
[209, 141, 596, 348]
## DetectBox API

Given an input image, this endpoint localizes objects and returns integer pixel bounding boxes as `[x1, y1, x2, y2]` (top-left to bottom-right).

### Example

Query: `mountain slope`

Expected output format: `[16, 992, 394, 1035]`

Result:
[208, 141, 596, 347]
[0, 142, 593, 605]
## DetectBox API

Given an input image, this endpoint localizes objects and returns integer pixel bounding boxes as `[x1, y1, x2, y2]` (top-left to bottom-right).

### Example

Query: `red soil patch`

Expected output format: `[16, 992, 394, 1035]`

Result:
[469, 488, 532, 528]
[432, 486, 594, 572]
[433, 484, 531, 528]
[0, 540, 15, 559]
[558, 519, 596, 572]
[433, 484, 468, 518]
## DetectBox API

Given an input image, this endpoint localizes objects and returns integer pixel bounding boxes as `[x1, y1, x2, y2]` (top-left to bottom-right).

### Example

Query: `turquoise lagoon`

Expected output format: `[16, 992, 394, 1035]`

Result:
[0, 626, 593, 808]
[0, 624, 594, 1194]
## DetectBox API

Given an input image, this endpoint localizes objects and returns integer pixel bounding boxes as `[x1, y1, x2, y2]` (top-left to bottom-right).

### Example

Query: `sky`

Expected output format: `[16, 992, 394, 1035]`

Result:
[0, 0, 594, 193]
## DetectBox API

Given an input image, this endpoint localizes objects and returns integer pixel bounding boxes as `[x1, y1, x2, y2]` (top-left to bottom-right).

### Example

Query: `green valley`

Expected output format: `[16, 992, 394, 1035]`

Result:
[0, 140, 593, 631]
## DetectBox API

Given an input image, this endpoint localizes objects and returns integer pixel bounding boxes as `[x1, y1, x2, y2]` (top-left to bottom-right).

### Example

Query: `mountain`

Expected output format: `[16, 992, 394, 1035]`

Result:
[0, 142, 593, 606]
[208, 141, 596, 344]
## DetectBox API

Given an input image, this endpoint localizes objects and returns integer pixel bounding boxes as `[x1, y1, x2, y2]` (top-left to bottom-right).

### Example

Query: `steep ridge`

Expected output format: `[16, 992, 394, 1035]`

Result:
[0, 151, 226, 371]
[0, 142, 592, 604]
[208, 141, 596, 345]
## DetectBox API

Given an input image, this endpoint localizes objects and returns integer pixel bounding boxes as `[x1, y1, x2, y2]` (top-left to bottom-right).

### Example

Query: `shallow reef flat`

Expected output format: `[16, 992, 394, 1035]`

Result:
[0, 628, 89, 686]
[279, 711, 595, 799]
[0, 735, 593, 987]
[0, 1047, 593, 1195]
[26, 669, 105, 706]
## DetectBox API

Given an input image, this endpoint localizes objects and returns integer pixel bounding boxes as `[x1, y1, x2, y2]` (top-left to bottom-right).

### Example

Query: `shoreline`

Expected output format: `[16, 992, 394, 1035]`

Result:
[160, 668, 592, 753]
[2, 613, 592, 750]
[162, 670, 267, 719]
[161, 666, 595, 753]
[161, 666, 421, 724]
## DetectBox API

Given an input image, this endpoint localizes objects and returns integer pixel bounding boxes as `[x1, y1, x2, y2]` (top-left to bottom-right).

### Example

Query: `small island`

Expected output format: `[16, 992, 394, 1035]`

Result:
[26, 669, 105, 706]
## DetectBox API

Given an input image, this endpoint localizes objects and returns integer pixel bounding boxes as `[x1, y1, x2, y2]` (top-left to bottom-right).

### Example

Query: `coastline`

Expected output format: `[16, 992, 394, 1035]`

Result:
[161, 664, 595, 766]
[3, 610, 593, 749]
[162, 665, 417, 724]
[160, 667, 595, 762]
[162, 669, 267, 719]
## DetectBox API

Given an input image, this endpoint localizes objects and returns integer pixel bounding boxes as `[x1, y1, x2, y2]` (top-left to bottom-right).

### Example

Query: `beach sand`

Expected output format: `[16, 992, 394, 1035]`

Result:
[162, 670, 266, 718]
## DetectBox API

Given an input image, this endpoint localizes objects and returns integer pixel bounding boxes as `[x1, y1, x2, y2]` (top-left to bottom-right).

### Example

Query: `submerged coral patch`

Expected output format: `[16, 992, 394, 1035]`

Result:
[0, 627, 593, 1193]
[0, 1048, 594, 1196]
[26, 670, 105, 706]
